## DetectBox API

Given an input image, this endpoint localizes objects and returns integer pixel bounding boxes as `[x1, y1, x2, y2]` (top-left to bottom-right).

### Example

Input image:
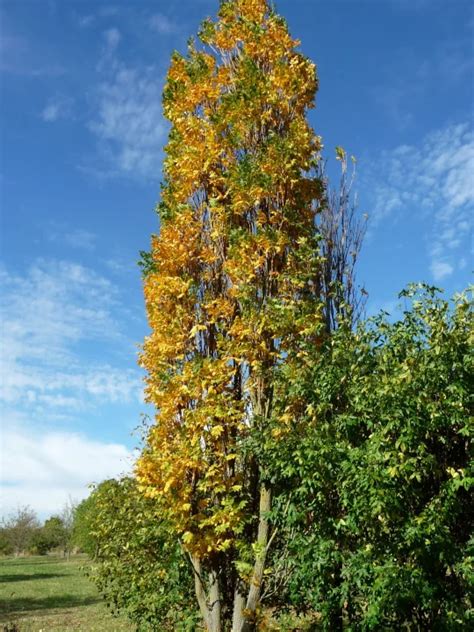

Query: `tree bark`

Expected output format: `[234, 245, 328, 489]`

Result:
[234, 484, 272, 632]
[231, 587, 246, 632]
[189, 554, 222, 632]
[208, 570, 222, 632]
[190, 554, 212, 631]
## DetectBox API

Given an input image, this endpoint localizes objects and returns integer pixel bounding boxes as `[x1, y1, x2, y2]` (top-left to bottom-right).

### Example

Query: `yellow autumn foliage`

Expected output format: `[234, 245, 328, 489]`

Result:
[136, 0, 324, 558]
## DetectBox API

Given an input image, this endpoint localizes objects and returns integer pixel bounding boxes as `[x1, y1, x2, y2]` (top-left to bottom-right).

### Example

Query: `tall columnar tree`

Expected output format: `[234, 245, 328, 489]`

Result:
[136, 0, 324, 628]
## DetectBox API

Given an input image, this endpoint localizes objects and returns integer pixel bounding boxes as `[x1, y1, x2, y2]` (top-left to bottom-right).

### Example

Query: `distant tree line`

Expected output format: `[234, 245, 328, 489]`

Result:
[0, 501, 76, 559]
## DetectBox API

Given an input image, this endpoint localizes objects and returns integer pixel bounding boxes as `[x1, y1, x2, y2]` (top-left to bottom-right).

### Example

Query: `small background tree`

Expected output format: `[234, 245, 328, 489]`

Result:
[60, 499, 76, 561]
[1, 507, 39, 557]
[43, 516, 67, 553]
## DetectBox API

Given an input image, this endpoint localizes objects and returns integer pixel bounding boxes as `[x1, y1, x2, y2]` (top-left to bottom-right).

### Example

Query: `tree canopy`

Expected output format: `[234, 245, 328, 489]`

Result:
[136, 0, 326, 628]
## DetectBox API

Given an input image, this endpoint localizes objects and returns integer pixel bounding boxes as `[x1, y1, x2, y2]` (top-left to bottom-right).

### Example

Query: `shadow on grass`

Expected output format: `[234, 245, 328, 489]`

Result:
[0, 574, 64, 583]
[0, 559, 65, 569]
[0, 594, 100, 614]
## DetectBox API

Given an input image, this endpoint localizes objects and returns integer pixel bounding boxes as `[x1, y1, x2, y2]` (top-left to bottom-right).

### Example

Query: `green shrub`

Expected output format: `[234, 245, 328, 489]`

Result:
[266, 285, 473, 630]
[83, 477, 198, 631]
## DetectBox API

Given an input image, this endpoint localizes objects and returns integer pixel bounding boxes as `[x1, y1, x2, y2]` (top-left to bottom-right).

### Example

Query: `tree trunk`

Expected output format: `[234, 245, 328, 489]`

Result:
[190, 554, 222, 632]
[235, 484, 272, 632]
[190, 554, 212, 631]
[231, 588, 246, 632]
[208, 570, 221, 632]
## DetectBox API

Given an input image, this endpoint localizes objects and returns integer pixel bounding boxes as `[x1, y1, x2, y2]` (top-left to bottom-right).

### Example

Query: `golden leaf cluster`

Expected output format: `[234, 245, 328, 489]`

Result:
[136, 0, 324, 557]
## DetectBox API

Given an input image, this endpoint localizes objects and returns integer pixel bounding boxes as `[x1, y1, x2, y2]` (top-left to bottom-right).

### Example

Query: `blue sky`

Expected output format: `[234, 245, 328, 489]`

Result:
[1, 0, 472, 518]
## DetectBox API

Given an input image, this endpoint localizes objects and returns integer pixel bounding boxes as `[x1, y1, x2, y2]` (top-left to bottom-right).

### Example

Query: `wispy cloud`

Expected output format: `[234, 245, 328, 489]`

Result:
[1, 423, 133, 517]
[104, 257, 134, 275]
[373, 86, 414, 131]
[366, 121, 473, 282]
[75, 5, 119, 29]
[47, 225, 97, 250]
[430, 260, 454, 281]
[41, 95, 74, 122]
[104, 27, 121, 53]
[149, 13, 180, 35]
[0, 259, 142, 412]
[63, 228, 96, 250]
[88, 30, 166, 181]
[96, 27, 122, 71]
[0, 259, 142, 516]
[77, 14, 95, 28]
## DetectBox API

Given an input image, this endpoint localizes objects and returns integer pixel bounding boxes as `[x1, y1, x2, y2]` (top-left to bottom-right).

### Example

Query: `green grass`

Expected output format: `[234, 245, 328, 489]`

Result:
[0, 555, 133, 631]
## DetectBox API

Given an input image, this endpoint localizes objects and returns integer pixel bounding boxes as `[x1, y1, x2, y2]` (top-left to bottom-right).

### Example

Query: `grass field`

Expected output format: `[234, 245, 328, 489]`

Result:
[0, 555, 133, 631]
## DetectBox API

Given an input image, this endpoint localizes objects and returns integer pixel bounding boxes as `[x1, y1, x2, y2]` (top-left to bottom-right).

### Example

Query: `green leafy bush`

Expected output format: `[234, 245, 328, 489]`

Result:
[266, 285, 473, 630]
[73, 495, 97, 557]
[83, 477, 198, 631]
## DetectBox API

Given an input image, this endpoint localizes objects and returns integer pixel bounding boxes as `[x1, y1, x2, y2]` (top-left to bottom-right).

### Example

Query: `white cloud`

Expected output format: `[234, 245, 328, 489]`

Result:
[366, 297, 401, 319]
[41, 95, 73, 122]
[149, 13, 179, 35]
[104, 257, 126, 273]
[64, 228, 96, 250]
[1, 260, 117, 359]
[91, 65, 166, 179]
[366, 122, 473, 282]
[96, 28, 122, 71]
[0, 259, 143, 517]
[430, 260, 454, 282]
[0, 259, 142, 412]
[87, 27, 167, 180]
[104, 27, 121, 52]
[1, 426, 134, 517]
[49, 227, 96, 250]
[77, 14, 95, 28]
[2, 364, 141, 409]
[42, 103, 61, 122]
